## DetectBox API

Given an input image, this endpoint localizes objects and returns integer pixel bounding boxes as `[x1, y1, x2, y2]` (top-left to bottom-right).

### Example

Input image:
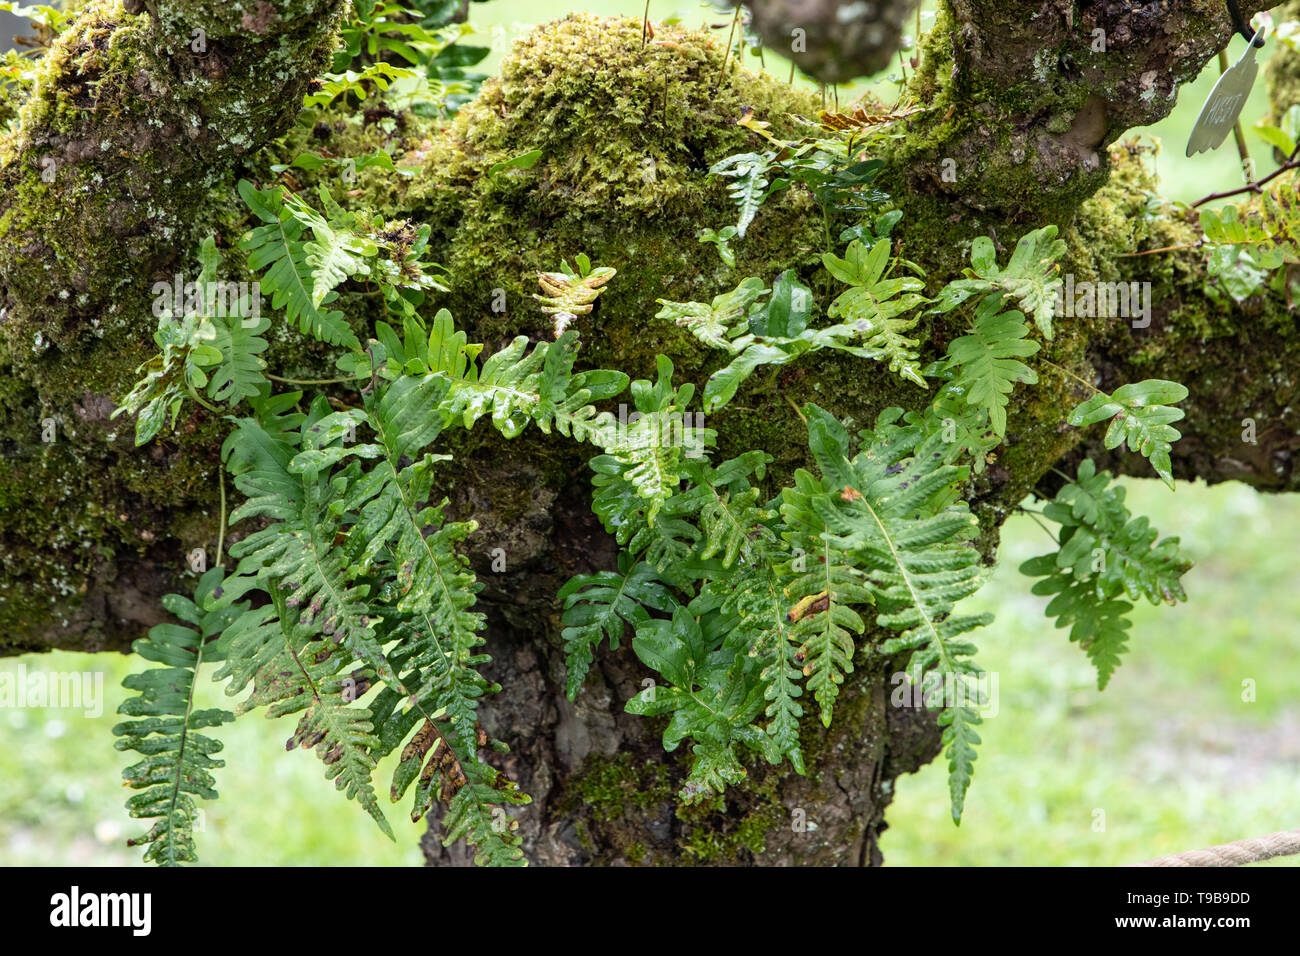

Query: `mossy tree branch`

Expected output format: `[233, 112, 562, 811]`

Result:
[881, 0, 1274, 221]
[1, 6, 1299, 866]
[0, 0, 347, 652]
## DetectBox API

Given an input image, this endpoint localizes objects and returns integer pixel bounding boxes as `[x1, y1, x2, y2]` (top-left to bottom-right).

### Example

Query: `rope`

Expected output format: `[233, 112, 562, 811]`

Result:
[1125, 828, 1300, 867]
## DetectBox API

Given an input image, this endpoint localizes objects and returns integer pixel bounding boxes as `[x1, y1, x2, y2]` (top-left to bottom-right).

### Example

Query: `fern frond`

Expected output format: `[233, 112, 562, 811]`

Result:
[206, 312, 270, 406]
[678, 454, 817, 767]
[303, 61, 419, 107]
[655, 276, 768, 351]
[1067, 380, 1188, 489]
[780, 470, 874, 726]
[367, 310, 627, 444]
[216, 584, 395, 838]
[900, 372, 1001, 473]
[558, 554, 679, 700]
[534, 330, 627, 445]
[935, 226, 1066, 339]
[111, 310, 222, 445]
[625, 605, 769, 803]
[669, 246, 929, 411]
[792, 404, 991, 822]
[598, 356, 710, 521]
[223, 398, 395, 687]
[1199, 178, 1300, 269]
[941, 293, 1039, 437]
[709, 151, 781, 238]
[1019, 459, 1191, 688]
[1019, 559, 1134, 690]
[441, 761, 530, 866]
[237, 180, 361, 349]
[113, 568, 237, 865]
[283, 653, 395, 840]
[822, 237, 929, 385]
[534, 265, 616, 320]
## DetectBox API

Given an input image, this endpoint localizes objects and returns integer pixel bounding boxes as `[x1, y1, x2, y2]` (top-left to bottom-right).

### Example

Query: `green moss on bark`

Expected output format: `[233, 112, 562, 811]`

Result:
[0, 0, 348, 650]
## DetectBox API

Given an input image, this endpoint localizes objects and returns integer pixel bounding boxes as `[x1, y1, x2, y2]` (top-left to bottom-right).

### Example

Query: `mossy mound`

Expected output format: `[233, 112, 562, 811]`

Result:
[406, 13, 826, 360]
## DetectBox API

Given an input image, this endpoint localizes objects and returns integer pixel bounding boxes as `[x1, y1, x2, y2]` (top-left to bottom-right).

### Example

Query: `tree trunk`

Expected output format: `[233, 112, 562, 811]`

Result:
[1, 1, 1295, 865]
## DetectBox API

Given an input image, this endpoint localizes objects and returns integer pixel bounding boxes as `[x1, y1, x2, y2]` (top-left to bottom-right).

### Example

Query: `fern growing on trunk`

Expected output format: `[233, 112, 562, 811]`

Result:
[107, 117, 1197, 863]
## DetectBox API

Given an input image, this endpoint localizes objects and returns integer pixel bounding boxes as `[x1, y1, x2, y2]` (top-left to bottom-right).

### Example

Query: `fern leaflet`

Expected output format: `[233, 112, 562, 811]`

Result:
[113, 568, 237, 864]
[934, 226, 1066, 339]
[940, 293, 1039, 438]
[1067, 380, 1188, 489]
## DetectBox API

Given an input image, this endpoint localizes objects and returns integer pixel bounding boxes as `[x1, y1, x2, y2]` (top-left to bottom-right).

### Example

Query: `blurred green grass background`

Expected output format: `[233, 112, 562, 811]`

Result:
[2, 2, 1297, 866]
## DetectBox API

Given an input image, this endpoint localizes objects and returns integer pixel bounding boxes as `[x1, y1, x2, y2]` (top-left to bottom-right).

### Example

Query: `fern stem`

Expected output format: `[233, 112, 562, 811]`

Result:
[1039, 358, 1102, 395]
[185, 385, 221, 414]
[1016, 505, 1058, 542]
[266, 372, 363, 386]
[216, 465, 226, 568]
[783, 393, 807, 424]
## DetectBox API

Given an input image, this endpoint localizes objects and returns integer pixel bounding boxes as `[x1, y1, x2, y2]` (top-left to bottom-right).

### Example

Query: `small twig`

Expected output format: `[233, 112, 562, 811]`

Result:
[1192, 143, 1300, 208]
[1016, 506, 1058, 542]
[715, 4, 740, 89]
[1117, 242, 1204, 258]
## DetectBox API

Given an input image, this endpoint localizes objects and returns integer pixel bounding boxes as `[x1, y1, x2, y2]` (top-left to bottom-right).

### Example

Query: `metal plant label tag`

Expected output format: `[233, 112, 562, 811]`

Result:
[1187, 25, 1268, 157]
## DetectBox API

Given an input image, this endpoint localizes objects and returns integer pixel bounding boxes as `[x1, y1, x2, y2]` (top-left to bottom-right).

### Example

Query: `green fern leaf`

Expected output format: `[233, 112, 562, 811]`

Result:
[113, 568, 237, 865]
[625, 605, 768, 803]
[1199, 179, 1300, 269]
[303, 61, 419, 107]
[441, 762, 531, 866]
[1019, 560, 1134, 690]
[935, 226, 1066, 339]
[206, 312, 271, 406]
[237, 179, 361, 349]
[709, 151, 781, 238]
[1019, 459, 1191, 688]
[780, 471, 874, 726]
[794, 404, 991, 822]
[600, 356, 710, 521]
[820, 237, 929, 384]
[656, 276, 768, 351]
[1067, 380, 1188, 489]
[941, 293, 1039, 437]
[558, 555, 679, 700]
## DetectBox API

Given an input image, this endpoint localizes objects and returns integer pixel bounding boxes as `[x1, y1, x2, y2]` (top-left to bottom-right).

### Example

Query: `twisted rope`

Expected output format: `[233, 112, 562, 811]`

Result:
[1126, 828, 1300, 867]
